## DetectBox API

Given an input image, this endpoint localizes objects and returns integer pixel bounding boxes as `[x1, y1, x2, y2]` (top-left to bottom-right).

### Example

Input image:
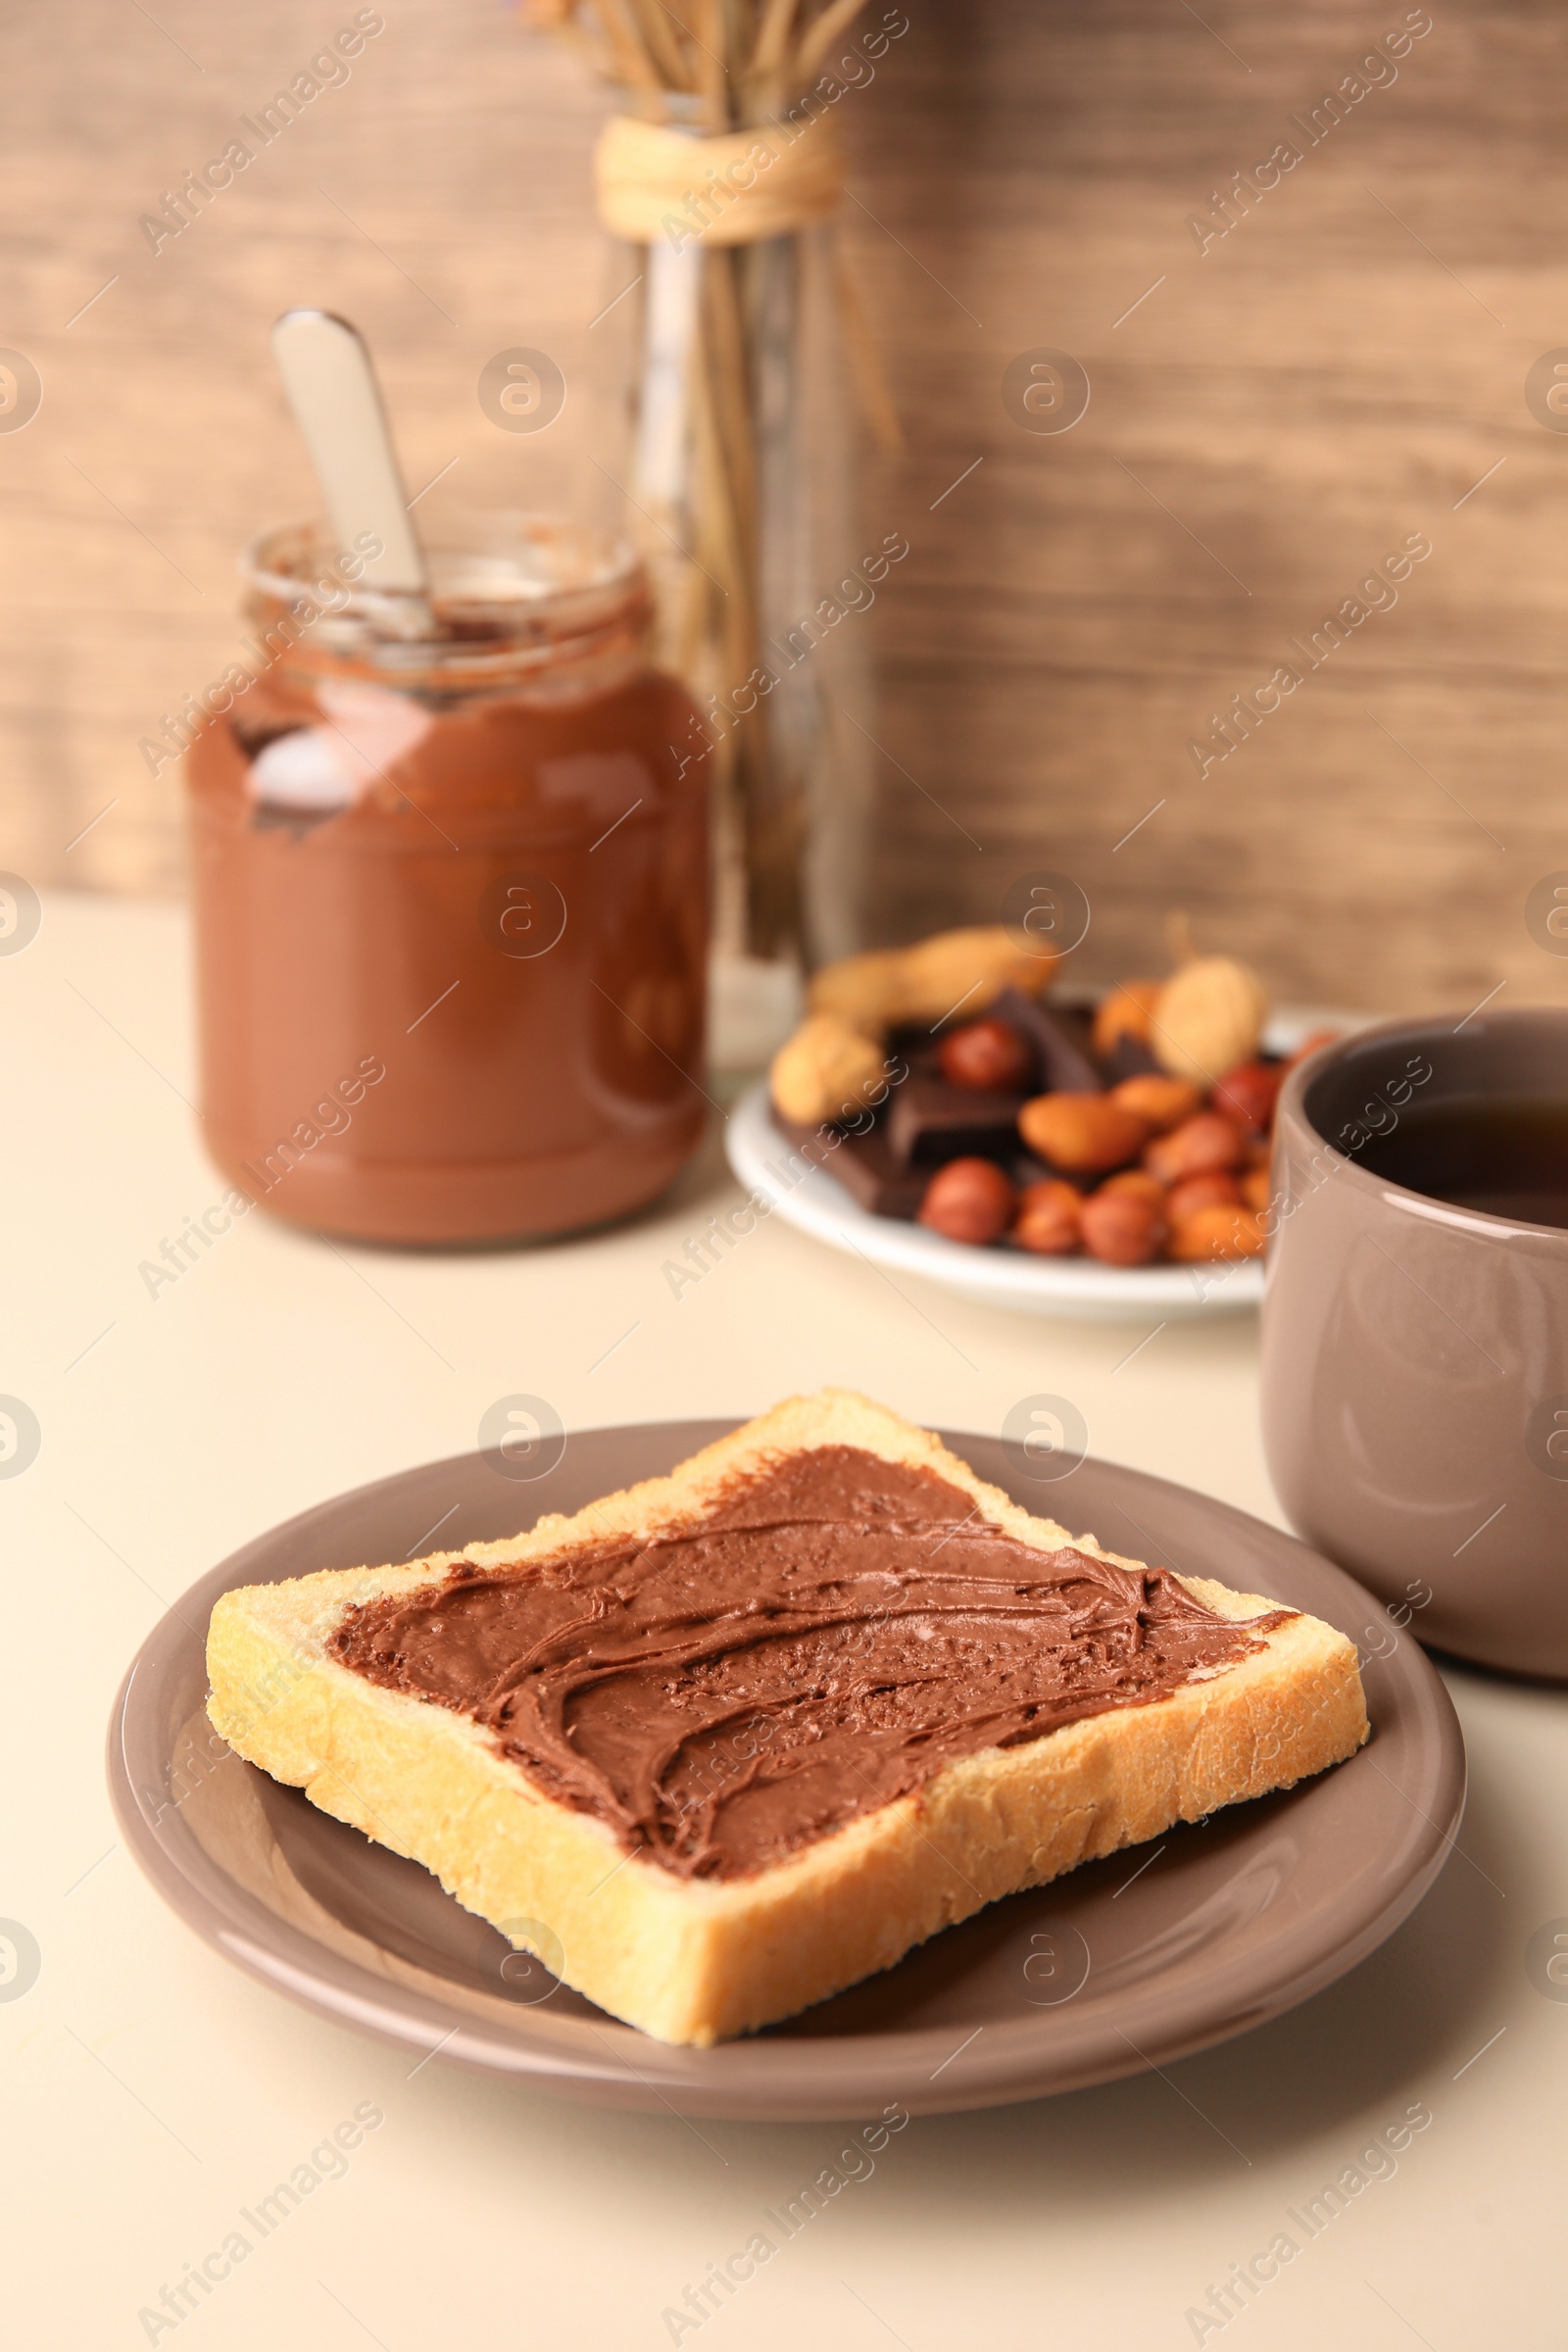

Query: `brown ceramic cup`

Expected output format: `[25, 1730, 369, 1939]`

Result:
[1260, 1007, 1568, 1679]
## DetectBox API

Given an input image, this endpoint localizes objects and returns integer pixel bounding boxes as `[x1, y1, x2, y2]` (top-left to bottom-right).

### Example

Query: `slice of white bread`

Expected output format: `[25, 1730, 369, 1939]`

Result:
[206, 1390, 1368, 2046]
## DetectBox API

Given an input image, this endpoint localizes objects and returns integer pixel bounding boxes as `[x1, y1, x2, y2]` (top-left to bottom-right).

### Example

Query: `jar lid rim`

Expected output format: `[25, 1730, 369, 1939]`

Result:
[241, 515, 650, 673]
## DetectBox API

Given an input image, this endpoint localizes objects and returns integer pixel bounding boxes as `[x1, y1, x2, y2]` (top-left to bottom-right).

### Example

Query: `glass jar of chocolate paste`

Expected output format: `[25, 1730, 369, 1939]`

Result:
[186, 518, 709, 1244]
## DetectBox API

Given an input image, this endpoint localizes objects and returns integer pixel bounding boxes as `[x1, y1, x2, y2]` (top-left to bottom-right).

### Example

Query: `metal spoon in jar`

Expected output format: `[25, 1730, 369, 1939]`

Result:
[270, 307, 436, 637]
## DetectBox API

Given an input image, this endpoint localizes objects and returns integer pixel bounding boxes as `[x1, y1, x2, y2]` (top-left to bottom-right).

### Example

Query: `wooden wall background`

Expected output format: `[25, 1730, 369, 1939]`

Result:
[5, 0, 1567, 1014]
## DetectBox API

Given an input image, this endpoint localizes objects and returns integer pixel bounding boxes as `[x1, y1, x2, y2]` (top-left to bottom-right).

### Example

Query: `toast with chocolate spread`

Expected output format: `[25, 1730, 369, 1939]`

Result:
[206, 1391, 1368, 2045]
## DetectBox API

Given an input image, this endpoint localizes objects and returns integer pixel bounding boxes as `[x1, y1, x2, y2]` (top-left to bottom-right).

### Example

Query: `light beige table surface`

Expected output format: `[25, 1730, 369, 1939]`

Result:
[5, 894, 1563, 2351]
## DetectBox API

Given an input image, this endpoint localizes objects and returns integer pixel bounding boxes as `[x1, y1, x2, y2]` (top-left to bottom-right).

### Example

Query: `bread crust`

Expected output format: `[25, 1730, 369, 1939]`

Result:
[206, 1390, 1369, 2045]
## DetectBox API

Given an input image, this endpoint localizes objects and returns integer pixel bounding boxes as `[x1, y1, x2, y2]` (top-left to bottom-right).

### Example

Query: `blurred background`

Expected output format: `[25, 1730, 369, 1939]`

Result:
[4, 0, 1562, 1010]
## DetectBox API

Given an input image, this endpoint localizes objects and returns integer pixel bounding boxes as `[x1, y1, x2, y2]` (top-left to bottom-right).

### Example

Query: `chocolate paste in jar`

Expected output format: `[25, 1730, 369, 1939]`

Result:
[185, 519, 709, 1244]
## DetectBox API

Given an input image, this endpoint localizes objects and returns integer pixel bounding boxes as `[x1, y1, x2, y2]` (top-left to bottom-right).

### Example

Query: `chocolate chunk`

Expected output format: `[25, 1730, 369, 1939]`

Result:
[886, 1075, 1023, 1168]
[1102, 1030, 1162, 1080]
[989, 989, 1104, 1094]
[768, 1109, 928, 1217]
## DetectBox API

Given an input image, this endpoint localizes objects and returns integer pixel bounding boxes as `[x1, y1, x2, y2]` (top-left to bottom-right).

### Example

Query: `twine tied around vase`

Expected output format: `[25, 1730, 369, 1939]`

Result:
[595, 111, 846, 248]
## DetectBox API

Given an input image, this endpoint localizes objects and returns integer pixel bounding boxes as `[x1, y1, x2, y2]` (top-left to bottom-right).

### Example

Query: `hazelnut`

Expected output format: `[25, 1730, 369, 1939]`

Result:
[1092, 979, 1161, 1058]
[1240, 1165, 1273, 1212]
[939, 1016, 1032, 1093]
[1099, 1169, 1168, 1208]
[1167, 1171, 1242, 1222]
[1017, 1092, 1148, 1174]
[1145, 1111, 1246, 1186]
[770, 1014, 885, 1127]
[1211, 1059, 1283, 1134]
[1012, 1178, 1082, 1256]
[1080, 1188, 1168, 1266]
[1166, 1204, 1266, 1261]
[917, 1156, 1017, 1245]
[1150, 956, 1268, 1084]
[1110, 1073, 1203, 1132]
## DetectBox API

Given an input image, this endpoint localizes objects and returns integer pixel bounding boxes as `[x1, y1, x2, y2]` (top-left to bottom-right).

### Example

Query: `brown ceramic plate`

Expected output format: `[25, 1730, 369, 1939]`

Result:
[108, 1423, 1464, 2121]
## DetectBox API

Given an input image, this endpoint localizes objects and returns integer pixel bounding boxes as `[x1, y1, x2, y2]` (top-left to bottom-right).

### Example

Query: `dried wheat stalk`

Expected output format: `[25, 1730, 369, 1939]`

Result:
[531, 0, 875, 958]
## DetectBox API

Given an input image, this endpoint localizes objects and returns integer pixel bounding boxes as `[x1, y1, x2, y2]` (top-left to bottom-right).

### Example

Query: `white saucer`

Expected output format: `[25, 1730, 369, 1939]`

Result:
[723, 1011, 1344, 1324]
